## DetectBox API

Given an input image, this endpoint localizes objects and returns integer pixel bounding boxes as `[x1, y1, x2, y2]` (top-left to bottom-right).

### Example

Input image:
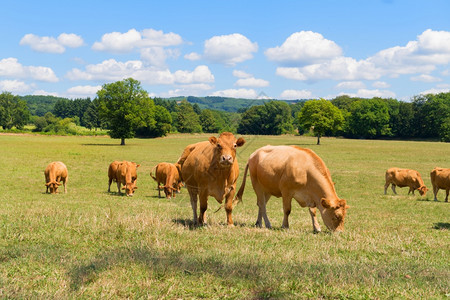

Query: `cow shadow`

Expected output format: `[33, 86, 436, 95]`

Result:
[172, 218, 200, 230]
[433, 222, 450, 230]
[81, 143, 120, 146]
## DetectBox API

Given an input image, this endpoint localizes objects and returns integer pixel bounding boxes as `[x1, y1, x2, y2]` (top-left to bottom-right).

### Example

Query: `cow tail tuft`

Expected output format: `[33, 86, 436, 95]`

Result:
[150, 165, 157, 181]
[235, 163, 249, 203]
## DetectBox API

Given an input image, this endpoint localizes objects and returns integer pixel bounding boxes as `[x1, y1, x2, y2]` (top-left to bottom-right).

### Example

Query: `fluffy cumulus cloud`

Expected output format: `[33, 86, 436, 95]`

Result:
[273, 29, 450, 83]
[335, 81, 366, 90]
[184, 52, 201, 61]
[140, 47, 180, 67]
[210, 88, 258, 98]
[66, 85, 102, 98]
[233, 70, 252, 78]
[265, 31, 342, 66]
[372, 81, 390, 88]
[66, 59, 214, 86]
[0, 58, 58, 82]
[203, 33, 258, 66]
[280, 89, 312, 100]
[344, 89, 396, 99]
[92, 28, 182, 53]
[235, 77, 269, 87]
[410, 74, 442, 82]
[0, 80, 33, 93]
[20, 33, 83, 53]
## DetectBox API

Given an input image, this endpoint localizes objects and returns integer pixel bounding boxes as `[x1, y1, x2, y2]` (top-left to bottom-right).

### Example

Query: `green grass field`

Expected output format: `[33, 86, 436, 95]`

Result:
[0, 133, 448, 299]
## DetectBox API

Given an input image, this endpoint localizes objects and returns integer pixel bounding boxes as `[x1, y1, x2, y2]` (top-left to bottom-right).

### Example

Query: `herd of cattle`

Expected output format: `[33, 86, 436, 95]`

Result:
[44, 132, 449, 233]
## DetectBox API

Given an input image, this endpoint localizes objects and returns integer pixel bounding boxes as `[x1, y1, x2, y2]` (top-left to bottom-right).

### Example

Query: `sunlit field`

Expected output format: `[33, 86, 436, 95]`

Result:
[0, 133, 448, 299]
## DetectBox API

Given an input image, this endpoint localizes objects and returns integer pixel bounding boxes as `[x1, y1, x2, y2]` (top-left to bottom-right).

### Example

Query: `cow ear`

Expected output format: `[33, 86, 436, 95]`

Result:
[122, 187, 126, 190]
[321, 198, 333, 209]
[45, 182, 50, 186]
[136, 164, 141, 168]
[134, 186, 138, 189]
[236, 137, 246, 147]
[209, 136, 218, 145]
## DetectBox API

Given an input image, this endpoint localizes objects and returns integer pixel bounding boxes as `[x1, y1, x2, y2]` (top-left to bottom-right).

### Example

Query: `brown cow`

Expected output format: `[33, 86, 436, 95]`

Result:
[108, 161, 140, 196]
[236, 145, 348, 232]
[150, 162, 183, 199]
[384, 167, 428, 196]
[44, 161, 68, 194]
[430, 167, 450, 202]
[177, 132, 245, 226]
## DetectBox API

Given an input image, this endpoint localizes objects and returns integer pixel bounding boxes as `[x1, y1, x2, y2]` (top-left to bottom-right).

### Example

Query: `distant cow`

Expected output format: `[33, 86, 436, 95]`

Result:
[177, 132, 245, 225]
[108, 161, 140, 196]
[430, 167, 450, 202]
[150, 162, 183, 199]
[384, 167, 428, 196]
[235, 145, 348, 233]
[44, 161, 68, 194]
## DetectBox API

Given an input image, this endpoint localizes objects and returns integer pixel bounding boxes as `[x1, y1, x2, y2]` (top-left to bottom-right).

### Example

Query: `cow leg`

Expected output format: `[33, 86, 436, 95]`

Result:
[445, 189, 449, 202]
[391, 184, 397, 194]
[117, 181, 121, 194]
[281, 195, 292, 229]
[108, 178, 112, 192]
[255, 191, 271, 229]
[158, 182, 161, 198]
[309, 207, 321, 233]
[62, 179, 67, 194]
[384, 182, 389, 194]
[408, 187, 414, 195]
[188, 189, 199, 225]
[198, 190, 208, 225]
[433, 185, 439, 201]
[224, 187, 235, 226]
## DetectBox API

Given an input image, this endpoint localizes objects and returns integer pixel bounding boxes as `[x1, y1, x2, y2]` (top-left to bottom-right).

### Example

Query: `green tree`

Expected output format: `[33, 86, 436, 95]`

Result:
[200, 109, 219, 133]
[298, 99, 344, 145]
[176, 100, 202, 133]
[0, 92, 30, 130]
[347, 99, 391, 138]
[136, 105, 172, 137]
[97, 78, 155, 145]
[237, 101, 293, 135]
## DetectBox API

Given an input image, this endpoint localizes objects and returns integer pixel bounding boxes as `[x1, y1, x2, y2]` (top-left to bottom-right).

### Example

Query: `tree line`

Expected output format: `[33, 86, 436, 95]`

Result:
[0, 78, 448, 143]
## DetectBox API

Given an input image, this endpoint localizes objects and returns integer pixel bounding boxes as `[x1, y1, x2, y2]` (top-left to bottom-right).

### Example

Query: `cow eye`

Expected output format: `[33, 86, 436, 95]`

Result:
[233, 143, 237, 148]
[217, 143, 222, 149]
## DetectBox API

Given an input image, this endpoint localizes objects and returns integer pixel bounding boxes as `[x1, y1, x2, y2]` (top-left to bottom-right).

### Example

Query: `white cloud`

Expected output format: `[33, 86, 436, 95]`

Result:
[203, 33, 258, 66]
[32, 90, 59, 96]
[420, 87, 450, 95]
[280, 89, 313, 100]
[0, 57, 58, 82]
[163, 83, 214, 98]
[66, 59, 214, 85]
[344, 89, 396, 98]
[265, 31, 342, 66]
[210, 88, 258, 98]
[92, 28, 182, 53]
[372, 81, 390, 88]
[20, 33, 83, 53]
[410, 74, 442, 82]
[0, 80, 33, 93]
[184, 52, 201, 61]
[235, 77, 269, 87]
[66, 85, 102, 98]
[233, 70, 252, 78]
[335, 81, 366, 90]
[140, 47, 180, 67]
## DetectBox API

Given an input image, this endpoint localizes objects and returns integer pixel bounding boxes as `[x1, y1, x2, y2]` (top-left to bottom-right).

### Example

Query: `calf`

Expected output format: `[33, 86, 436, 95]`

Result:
[430, 167, 450, 202]
[384, 167, 428, 196]
[44, 161, 68, 194]
[150, 162, 183, 199]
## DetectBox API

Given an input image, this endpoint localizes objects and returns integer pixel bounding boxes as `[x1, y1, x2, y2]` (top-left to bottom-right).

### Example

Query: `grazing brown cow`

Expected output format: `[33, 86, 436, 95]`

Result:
[150, 162, 183, 199]
[44, 161, 68, 194]
[235, 145, 348, 232]
[384, 167, 428, 196]
[177, 132, 245, 225]
[430, 167, 450, 202]
[108, 161, 140, 196]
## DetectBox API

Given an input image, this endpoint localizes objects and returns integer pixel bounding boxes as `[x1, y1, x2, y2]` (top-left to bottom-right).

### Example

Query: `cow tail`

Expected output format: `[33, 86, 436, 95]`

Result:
[150, 165, 157, 181]
[235, 162, 249, 203]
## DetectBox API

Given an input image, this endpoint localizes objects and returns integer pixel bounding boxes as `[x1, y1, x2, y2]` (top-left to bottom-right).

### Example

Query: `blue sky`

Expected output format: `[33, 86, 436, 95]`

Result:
[1, 0, 449, 101]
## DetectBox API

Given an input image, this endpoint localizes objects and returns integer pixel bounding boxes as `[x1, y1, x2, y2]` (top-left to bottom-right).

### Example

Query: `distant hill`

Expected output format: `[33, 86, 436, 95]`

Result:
[167, 96, 306, 112]
[21, 95, 69, 116]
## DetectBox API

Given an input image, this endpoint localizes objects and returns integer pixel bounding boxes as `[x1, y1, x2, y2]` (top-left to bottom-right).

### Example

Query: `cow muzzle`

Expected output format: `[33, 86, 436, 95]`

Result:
[220, 154, 234, 165]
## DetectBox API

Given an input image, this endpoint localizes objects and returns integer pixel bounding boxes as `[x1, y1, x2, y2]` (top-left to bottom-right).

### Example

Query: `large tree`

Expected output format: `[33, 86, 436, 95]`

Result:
[97, 78, 155, 145]
[298, 99, 344, 145]
[0, 92, 30, 130]
[347, 99, 391, 139]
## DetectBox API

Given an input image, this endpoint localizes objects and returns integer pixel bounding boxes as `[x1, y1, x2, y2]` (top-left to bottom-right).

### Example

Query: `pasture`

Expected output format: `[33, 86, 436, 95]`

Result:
[0, 133, 448, 299]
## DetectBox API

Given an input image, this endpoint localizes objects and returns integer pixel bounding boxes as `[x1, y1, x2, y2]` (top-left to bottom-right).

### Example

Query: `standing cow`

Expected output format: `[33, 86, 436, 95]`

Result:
[44, 161, 68, 194]
[235, 145, 348, 233]
[150, 162, 183, 199]
[384, 167, 428, 196]
[108, 161, 140, 196]
[430, 167, 450, 202]
[177, 132, 245, 226]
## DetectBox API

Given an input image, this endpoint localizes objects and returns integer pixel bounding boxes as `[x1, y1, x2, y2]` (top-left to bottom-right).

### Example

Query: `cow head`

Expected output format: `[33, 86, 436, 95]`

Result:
[209, 132, 246, 166]
[418, 185, 428, 196]
[320, 198, 349, 232]
[122, 182, 138, 196]
[45, 181, 61, 194]
[159, 184, 177, 199]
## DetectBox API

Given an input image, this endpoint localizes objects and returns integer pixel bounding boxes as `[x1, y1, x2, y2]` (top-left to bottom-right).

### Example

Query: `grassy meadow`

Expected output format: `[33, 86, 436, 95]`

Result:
[0, 133, 448, 299]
